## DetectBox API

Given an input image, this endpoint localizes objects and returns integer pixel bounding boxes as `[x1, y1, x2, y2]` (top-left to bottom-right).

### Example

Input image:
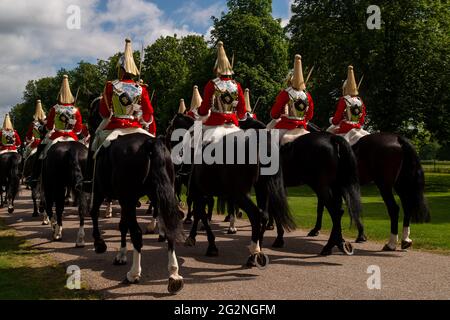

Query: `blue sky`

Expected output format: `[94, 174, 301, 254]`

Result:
[0, 0, 293, 121]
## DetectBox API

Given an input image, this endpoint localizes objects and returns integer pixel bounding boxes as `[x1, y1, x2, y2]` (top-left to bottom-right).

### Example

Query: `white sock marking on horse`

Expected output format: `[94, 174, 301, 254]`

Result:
[228, 214, 237, 233]
[127, 249, 141, 282]
[54, 225, 63, 240]
[168, 250, 183, 281]
[387, 233, 398, 250]
[146, 217, 157, 234]
[76, 226, 85, 247]
[248, 241, 261, 255]
[115, 246, 127, 263]
[402, 227, 412, 242]
[105, 202, 113, 218]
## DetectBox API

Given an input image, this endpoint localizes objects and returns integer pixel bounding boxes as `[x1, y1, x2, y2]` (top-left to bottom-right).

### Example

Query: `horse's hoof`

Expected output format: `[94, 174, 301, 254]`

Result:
[8, 207, 14, 214]
[227, 228, 237, 235]
[307, 229, 320, 237]
[382, 244, 396, 252]
[184, 237, 196, 247]
[320, 246, 333, 256]
[75, 242, 85, 248]
[206, 245, 219, 257]
[356, 235, 368, 243]
[94, 240, 107, 254]
[158, 235, 166, 243]
[254, 252, 270, 270]
[53, 236, 62, 242]
[122, 277, 139, 285]
[42, 219, 49, 226]
[113, 258, 127, 266]
[338, 241, 354, 256]
[183, 218, 192, 225]
[168, 277, 184, 294]
[401, 240, 413, 250]
[246, 255, 256, 268]
[265, 225, 275, 231]
[272, 238, 285, 248]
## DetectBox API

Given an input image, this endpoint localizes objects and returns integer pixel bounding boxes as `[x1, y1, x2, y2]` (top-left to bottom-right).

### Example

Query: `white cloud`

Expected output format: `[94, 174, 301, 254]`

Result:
[175, 1, 225, 29]
[0, 0, 199, 117]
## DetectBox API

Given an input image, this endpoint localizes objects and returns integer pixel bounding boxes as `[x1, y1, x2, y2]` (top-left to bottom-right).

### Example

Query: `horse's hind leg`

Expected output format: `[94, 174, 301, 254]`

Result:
[378, 184, 400, 251]
[114, 216, 128, 265]
[167, 239, 184, 294]
[238, 195, 268, 268]
[199, 200, 218, 257]
[308, 198, 325, 237]
[122, 201, 142, 284]
[398, 191, 413, 250]
[320, 190, 353, 256]
[75, 185, 87, 248]
[90, 191, 107, 254]
[31, 186, 39, 217]
[53, 188, 65, 241]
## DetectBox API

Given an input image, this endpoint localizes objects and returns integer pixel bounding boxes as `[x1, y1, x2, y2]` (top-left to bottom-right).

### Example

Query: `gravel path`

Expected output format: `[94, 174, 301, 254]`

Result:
[1, 190, 449, 300]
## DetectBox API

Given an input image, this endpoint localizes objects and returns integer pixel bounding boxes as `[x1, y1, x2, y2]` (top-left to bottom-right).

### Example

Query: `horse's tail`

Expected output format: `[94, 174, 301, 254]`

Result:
[397, 136, 430, 223]
[68, 146, 88, 216]
[148, 137, 183, 241]
[331, 135, 362, 225]
[266, 168, 296, 232]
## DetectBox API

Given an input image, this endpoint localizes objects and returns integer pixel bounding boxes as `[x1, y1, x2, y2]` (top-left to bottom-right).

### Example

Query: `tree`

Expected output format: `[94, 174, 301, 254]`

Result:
[287, 0, 450, 145]
[210, 0, 289, 123]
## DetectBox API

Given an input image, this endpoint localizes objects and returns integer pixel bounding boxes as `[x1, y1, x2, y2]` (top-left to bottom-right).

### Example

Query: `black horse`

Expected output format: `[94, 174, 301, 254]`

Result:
[309, 133, 430, 251]
[0, 151, 21, 213]
[88, 98, 184, 294]
[166, 113, 296, 267]
[242, 117, 363, 256]
[22, 151, 45, 218]
[41, 141, 88, 246]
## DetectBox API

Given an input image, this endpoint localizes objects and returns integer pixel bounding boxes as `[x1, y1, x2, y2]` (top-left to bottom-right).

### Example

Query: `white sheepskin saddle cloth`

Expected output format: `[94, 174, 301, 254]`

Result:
[280, 128, 310, 146]
[0, 149, 18, 155]
[202, 124, 241, 145]
[327, 125, 370, 146]
[94, 127, 154, 159]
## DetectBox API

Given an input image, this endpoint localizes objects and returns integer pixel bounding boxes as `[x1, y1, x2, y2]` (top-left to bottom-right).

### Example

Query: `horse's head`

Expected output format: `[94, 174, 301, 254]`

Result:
[239, 114, 267, 130]
[88, 96, 103, 137]
[165, 113, 195, 151]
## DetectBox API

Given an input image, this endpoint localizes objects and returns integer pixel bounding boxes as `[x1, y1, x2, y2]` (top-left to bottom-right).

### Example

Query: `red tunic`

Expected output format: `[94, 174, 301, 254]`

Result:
[332, 97, 366, 134]
[198, 77, 247, 127]
[99, 79, 154, 131]
[46, 104, 83, 141]
[26, 123, 42, 149]
[148, 117, 157, 136]
[0, 130, 21, 151]
[271, 90, 314, 130]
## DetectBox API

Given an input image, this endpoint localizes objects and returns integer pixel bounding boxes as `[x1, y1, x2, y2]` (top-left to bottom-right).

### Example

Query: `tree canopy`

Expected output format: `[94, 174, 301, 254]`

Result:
[7, 0, 450, 158]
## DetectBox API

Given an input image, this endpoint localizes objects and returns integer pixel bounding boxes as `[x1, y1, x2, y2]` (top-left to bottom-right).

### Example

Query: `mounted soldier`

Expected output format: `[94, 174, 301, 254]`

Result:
[0, 114, 21, 154]
[91, 39, 155, 155]
[270, 55, 314, 145]
[327, 65, 369, 145]
[0, 114, 22, 214]
[24, 100, 46, 160]
[29, 75, 83, 186]
[195, 41, 247, 144]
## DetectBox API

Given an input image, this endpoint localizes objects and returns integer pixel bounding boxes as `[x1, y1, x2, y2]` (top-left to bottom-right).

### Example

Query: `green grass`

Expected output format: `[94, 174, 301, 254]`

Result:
[286, 173, 450, 253]
[0, 220, 99, 300]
